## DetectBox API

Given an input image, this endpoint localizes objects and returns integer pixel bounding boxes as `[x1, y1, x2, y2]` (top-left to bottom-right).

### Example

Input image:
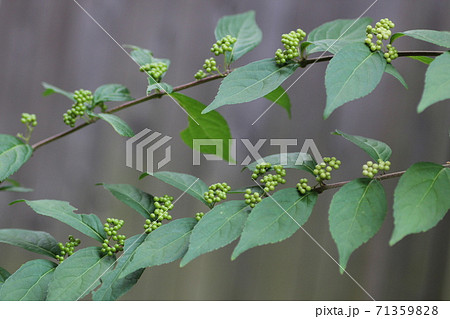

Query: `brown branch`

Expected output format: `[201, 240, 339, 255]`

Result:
[31, 50, 444, 151]
[316, 163, 450, 193]
[31, 73, 227, 150]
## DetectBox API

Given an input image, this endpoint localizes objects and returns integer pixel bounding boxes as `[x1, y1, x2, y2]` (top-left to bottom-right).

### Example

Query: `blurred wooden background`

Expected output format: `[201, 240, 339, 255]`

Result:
[0, 0, 449, 300]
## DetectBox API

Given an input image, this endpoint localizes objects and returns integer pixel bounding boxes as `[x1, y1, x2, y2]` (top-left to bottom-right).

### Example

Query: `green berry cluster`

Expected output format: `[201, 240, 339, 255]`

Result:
[296, 178, 312, 194]
[194, 57, 218, 80]
[56, 235, 81, 263]
[195, 212, 205, 221]
[203, 57, 217, 73]
[275, 28, 307, 65]
[313, 157, 341, 183]
[204, 182, 231, 204]
[21, 113, 37, 127]
[259, 165, 287, 193]
[194, 70, 207, 80]
[140, 62, 168, 82]
[244, 188, 262, 208]
[362, 159, 391, 178]
[101, 218, 126, 256]
[383, 44, 398, 63]
[144, 195, 174, 233]
[63, 89, 93, 127]
[251, 162, 273, 179]
[365, 18, 398, 63]
[211, 35, 237, 56]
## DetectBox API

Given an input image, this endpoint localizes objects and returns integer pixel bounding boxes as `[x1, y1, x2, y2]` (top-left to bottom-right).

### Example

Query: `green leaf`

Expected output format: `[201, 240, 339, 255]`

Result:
[41, 82, 75, 101]
[324, 43, 386, 119]
[125, 45, 170, 67]
[329, 178, 387, 272]
[0, 185, 33, 192]
[232, 189, 317, 259]
[333, 130, 392, 161]
[0, 259, 57, 301]
[124, 45, 153, 65]
[180, 201, 250, 267]
[0, 134, 33, 182]
[47, 247, 115, 300]
[214, 10, 262, 64]
[307, 17, 372, 54]
[246, 152, 317, 175]
[0, 229, 60, 258]
[171, 93, 234, 163]
[93, 113, 135, 137]
[92, 84, 133, 105]
[92, 234, 147, 301]
[101, 183, 154, 219]
[263, 86, 291, 118]
[147, 79, 173, 94]
[202, 59, 298, 114]
[407, 56, 434, 65]
[121, 218, 197, 278]
[417, 52, 450, 113]
[385, 63, 408, 89]
[390, 162, 450, 245]
[151, 171, 210, 206]
[0, 267, 11, 284]
[23, 200, 106, 242]
[392, 30, 450, 48]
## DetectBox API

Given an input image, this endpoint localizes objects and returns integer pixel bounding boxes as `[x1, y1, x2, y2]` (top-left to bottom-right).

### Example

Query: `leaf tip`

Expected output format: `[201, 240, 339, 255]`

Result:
[8, 199, 25, 206]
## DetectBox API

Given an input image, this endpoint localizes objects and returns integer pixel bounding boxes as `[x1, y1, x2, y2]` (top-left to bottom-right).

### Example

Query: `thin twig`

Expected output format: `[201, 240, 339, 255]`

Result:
[316, 163, 450, 193]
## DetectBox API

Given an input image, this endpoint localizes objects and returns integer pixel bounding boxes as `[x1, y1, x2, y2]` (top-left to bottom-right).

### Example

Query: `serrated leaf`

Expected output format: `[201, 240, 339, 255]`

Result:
[0, 229, 60, 258]
[171, 93, 234, 163]
[324, 43, 386, 119]
[151, 171, 210, 206]
[329, 178, 387, 272]
[93, 113, 134, 137]
[101, 183, 154, 219]
[392, 30, 450, 48]
[407, 56, 434, 65]
[121, 218, 197, 278]
[203, 59, 298, 114]
[92, 84, 133, 105]
[181, 201, 250, 267]
[0, 134, 33, 182]
[92, 234, 147, 301]
[215, 10, 262, 64]
[333, 130, 392, 161]
[263, 86, 291, 118]
[390, 162, 450, 245]
[41, 82, 75, 101]
[232, 189, 317, 259]
[417, 52, 450, 113]
[385, 64, 408, 89]
[47, 247, 115, 300]
[23, 200, 106, 242]
[307, 17, 372, 54]
[246, 152, 317, 175]
[0, 259, 57, 301]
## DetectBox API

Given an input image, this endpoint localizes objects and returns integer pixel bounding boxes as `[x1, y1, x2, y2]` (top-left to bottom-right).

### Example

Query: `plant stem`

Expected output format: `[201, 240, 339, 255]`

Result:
[31, 50, 443, 151]
[316, 163, 450, 193]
